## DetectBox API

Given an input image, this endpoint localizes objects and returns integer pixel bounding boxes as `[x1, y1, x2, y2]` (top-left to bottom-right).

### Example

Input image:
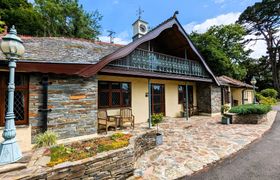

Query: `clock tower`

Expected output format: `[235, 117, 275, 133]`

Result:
[132, 8, 149, 41]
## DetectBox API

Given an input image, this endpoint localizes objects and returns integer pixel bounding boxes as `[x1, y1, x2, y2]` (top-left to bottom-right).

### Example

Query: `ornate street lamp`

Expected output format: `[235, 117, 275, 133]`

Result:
[0, 25, 25, 165]
[250, 76, 257, 104]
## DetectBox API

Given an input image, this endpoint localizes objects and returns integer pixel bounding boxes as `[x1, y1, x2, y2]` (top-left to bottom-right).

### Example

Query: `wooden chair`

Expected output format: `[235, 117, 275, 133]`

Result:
[120, 108, 135, 129]
[97, 109, 117, 134]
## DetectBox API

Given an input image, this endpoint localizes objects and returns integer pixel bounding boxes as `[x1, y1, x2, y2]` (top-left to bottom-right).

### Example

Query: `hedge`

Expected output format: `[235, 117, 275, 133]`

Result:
[229, 104, 271, 115]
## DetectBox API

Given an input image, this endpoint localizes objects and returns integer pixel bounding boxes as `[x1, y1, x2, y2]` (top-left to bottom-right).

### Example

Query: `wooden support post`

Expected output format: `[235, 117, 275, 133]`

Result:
[185, 84, 188, 121]
[148, 79, 152, 128]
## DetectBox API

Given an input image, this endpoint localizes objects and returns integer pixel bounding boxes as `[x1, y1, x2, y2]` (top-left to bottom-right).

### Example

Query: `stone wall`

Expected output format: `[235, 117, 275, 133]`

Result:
[197, 83, 211, 113]
[29, 74, 98, 141]
[134, 131, 157, 160]
[211, 85, 221, 114]
[197, 83, 221, 114]
[8, 130, 157, 180]
[232, 114, 267, 124]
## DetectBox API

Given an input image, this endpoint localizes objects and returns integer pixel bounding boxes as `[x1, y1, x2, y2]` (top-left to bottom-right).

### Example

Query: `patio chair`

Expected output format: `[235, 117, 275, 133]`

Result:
[97, 109, 117, 134]
[120, 108, 135, 129]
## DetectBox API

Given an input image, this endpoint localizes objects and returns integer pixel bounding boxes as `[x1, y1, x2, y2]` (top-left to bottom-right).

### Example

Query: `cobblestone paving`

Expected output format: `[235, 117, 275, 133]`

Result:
[133, 111, 277, 180]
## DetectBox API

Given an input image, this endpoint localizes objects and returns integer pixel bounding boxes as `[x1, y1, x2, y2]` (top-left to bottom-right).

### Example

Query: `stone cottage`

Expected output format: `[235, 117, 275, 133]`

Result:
[217, 75, 254, 107]
[0, 14, 221, 151]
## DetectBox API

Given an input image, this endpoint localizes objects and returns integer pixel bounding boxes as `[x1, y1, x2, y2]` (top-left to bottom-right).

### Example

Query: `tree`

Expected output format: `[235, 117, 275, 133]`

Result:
[0, 0, 102, 39]
[241, 56, 273, 89]
[0, 19, 5, 34]
[190, 24, 250, 80]
[0, 0, 43, 35]
[238, 0, 280, 92]
[34, 0, 102, 39]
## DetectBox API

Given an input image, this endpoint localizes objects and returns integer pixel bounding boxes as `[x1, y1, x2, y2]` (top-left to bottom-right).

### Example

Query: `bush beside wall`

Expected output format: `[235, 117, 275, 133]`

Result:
[229, 104, 271, 115]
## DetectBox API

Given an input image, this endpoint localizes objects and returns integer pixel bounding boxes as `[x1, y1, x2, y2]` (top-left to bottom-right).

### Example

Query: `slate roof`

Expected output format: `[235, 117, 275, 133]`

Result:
[0, 37, 122, 64]
[217, 75, 253, 88]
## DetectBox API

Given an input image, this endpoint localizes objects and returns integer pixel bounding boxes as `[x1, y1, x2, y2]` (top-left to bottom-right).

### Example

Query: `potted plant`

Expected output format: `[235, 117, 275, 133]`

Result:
[151, 113, 164, 145]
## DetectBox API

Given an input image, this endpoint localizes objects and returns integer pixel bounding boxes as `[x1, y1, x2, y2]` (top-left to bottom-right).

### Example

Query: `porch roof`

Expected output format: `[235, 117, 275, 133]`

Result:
[217, 75, 253, 89]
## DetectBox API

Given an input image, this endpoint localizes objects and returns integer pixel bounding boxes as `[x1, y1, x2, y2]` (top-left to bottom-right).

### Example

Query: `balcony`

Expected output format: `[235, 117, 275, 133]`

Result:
[109, 48, 209, 78]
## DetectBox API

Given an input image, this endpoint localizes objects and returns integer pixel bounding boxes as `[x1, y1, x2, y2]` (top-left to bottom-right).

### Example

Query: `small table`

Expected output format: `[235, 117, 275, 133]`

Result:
[108, 115, 121, 127]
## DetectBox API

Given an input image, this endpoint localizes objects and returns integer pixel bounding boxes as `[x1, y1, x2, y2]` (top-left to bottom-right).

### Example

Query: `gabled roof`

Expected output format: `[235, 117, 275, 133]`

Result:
[217, 75, 253, 88]
[0, 37, 122, 64]
[78, 16, 220, 85]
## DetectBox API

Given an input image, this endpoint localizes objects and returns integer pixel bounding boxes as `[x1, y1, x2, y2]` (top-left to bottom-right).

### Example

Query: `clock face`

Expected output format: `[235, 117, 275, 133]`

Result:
[140, 24, 146, 33]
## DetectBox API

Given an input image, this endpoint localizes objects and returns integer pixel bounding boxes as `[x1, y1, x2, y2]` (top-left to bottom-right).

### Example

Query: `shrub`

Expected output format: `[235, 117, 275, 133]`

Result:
[256, 93, 277, 105]
[221, 105, 230, 114]
[260, 88, 278, 99]
[151, 113, 164, 134]
[47, 133, 132, 167]
[259, 96, 277, 106]
[229, 104, 271, 115]
[151, 113, 164, 126]
[34, 131, 57, 148]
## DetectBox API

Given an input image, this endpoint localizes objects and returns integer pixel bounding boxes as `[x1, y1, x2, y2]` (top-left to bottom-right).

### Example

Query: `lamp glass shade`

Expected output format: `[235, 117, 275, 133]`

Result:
[250, 77, 257, 85]
[0, 39, 25, 59]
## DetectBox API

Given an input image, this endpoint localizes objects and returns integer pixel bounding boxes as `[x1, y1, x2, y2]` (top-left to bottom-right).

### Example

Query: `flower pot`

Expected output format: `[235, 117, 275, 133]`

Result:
[156, 133, 163, 145]
[221, 116, 230, 125]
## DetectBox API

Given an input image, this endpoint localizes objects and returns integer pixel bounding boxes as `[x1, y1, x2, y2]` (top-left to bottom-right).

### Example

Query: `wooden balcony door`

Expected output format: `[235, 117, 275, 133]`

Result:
[151, 84, 165, 115]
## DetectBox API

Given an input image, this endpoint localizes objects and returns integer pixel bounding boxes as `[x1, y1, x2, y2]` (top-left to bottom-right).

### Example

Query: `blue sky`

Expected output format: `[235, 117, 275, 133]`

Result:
[80, 0, 261, 44]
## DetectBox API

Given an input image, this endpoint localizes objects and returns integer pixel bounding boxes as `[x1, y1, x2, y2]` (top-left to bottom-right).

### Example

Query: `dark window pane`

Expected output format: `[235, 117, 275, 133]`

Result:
[5, 91, 25, 121]
[99, 92, 109, 107]
[123, 92, 130, 106]
[153, 105, 161, 114]
[112, 82, 120, 89]
[99, 82, 109, 90]
[15, 75, 27, 86]
[112, 92, 120, 105]
[153, 95, 161, 104]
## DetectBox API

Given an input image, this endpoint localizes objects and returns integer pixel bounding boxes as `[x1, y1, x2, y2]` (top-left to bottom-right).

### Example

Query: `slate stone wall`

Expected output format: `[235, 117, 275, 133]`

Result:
[211, 85, 221, 114]
[29, 74, 98, 141]
[232, 114, 267, 124]
[13, 130, 157, 180]
[197, 83, 221, 114]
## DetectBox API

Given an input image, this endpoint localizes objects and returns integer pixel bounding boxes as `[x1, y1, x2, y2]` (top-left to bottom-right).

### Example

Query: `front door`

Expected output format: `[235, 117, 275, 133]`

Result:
[151, 84, 165, 115]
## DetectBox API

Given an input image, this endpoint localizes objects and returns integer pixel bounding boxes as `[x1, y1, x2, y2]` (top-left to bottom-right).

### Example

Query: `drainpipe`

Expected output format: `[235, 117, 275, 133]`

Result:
[38, 75, 52, 132]
[148, 79, 152, 128]
[185, 83, 188, 120]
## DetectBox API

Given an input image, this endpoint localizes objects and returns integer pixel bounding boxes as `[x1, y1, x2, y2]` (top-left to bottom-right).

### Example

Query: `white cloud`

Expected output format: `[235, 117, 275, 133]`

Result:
[183, 12, 268, 58]
[98, 30, 131, 45]
[184, 12, 241, 33]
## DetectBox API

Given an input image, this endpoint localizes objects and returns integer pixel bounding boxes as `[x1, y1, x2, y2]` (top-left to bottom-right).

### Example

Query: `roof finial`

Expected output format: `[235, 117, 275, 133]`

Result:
[9, 25, 17, 35]
[136, 7, 144, 20]
[173, 11, 179, 18]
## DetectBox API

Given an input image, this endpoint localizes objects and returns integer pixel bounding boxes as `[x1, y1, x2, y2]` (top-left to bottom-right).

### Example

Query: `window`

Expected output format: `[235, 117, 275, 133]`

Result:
[223, 87, 230, 104]
[0, 73, 29, 126]
[178, 85, 185, 104]
[178, 85, 193, 104]
[98, 81, 131, 108]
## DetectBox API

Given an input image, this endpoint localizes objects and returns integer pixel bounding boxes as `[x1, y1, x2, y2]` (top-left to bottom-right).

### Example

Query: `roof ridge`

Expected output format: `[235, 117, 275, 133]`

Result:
[5, 36, 124, 47]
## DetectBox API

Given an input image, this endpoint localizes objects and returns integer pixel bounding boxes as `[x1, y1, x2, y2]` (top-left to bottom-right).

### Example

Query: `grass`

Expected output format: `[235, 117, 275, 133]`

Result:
[229, 104, 271, 115]
[46, 133, 132, 167]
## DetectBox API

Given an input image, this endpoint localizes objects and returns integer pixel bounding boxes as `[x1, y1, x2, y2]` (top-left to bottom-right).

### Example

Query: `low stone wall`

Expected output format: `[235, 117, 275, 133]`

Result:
[2, 130, 156, 180]
[231, 113, 268, 124]
[134, 131, 157, 160]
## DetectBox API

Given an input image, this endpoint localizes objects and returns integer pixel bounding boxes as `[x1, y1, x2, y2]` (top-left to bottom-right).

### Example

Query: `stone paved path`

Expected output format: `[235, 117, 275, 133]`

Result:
[134, 111, 277, 180]
[186, 111, 280, 180]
